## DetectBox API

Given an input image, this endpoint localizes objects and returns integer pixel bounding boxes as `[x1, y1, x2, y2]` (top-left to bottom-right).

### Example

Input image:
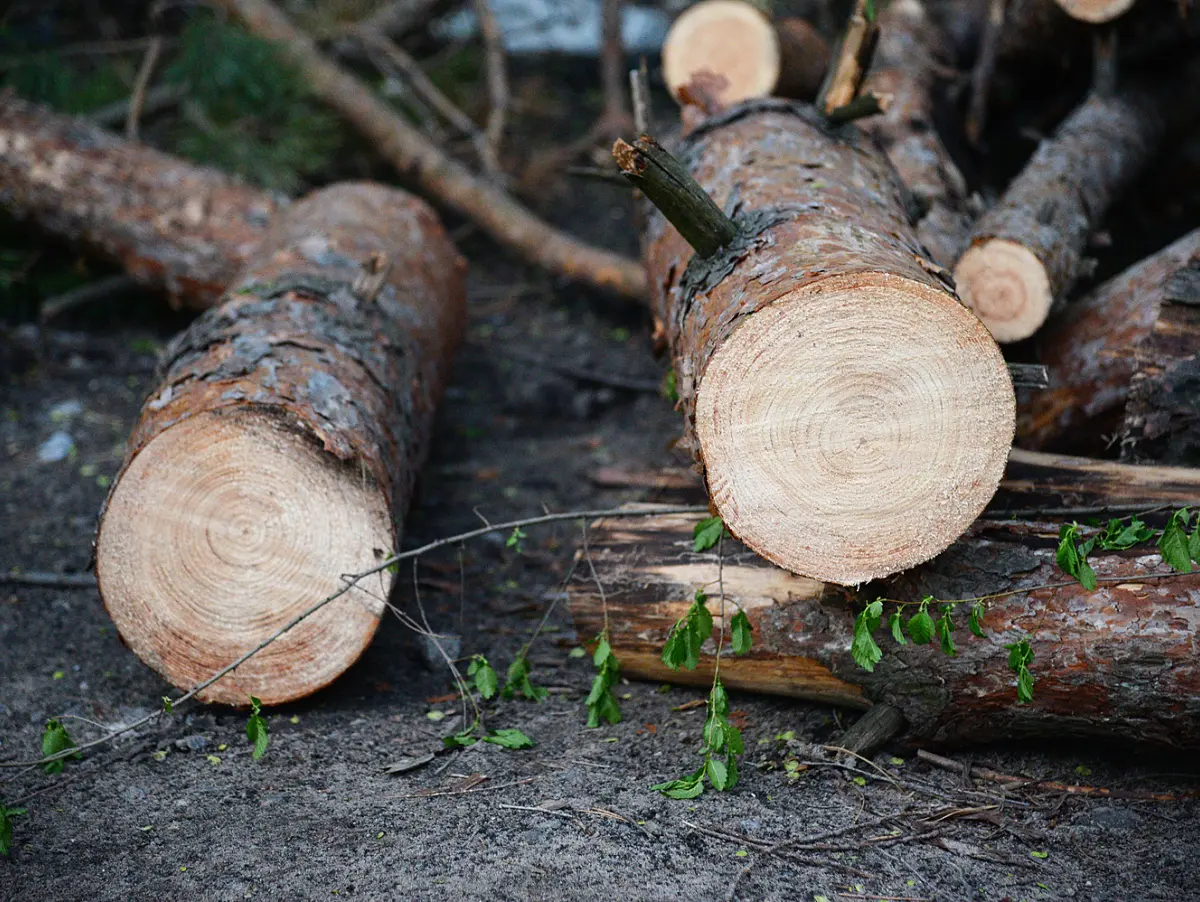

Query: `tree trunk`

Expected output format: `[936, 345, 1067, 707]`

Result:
[860, 0, 972, 268]
[1122, 251, 1200, 465]
[569, 492, 1200, 749]
[954, 80, 1177, 343]
[0, 95, 283, 310]
[1018, 227, 1200, 452]
[643, 98, 1014, 586]
[94, 183, 466, 706]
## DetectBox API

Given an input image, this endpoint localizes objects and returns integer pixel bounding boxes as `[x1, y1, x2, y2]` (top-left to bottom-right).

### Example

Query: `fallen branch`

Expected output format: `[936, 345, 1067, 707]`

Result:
[471, 0, 509, 175]
[216, 0, 647, 301]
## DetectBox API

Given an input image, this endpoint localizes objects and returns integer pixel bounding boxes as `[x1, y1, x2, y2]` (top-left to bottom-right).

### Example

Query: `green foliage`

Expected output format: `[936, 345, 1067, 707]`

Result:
[653, 676, 743, 798]
[850, 600, 884, 672]
[906, 600, 935, 645]
[1006, 639, 1035, 704]
[162, 696, 174, 715]
[1159, 509, 1193, 574]
[502, 655, 548, 701]
[443, 721, 534, 750]
[586, 633, 622, 728]
[1057, 523, 1097, 590]
[1, 45, 127, 114]
[0, 800, 27, 856]
[662, 591, 714, 671]
[730, 610, 753, 656]
[163, 16, 341, 192]
[468, 655, 499, 700]
[246, 696, 269, 760]
[40, 720, 81, 774]
[935, 608, 957, 657]
[692, 517, 728, 553]
[968, 602, 986, 638]
[664, 370, 679, 403]
[505, 527, 527, 553]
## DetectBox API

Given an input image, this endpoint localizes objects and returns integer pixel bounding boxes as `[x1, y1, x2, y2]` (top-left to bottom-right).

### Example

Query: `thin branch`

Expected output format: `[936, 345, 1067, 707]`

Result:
[826, 90, 891, 125]
[630, 65, 651, 136]
[125, 35, 164, 140]
[0, 504, 706, 770]
[613, 135, 737, 257]
[0, 571, 98, 589]
[599, 0, 633, 134]
[817, 0, 880, 114]
[472, 0, 509, 175]
[39, 275, 140, 323]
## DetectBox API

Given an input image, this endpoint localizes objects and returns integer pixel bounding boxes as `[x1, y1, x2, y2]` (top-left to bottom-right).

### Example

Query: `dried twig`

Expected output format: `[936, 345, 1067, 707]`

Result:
[817, 0, 881, 114]
[598, 0, 634, 137]
[39, 275, 140, 323]
[0, 571, 99, 589]
[472, 0, 509, 174]
[215, 0, 647, 301]
[125, 34, 164, 140]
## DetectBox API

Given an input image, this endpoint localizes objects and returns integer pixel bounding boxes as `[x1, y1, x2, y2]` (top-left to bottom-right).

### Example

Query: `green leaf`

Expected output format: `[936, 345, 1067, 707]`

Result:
[246, 696, 269, 760]
[968, 602, 986, 638]
[707, 756, 730, 791]
[1190, 525, 1200, 563]
[593, 636, 614, 668]
[935, 610, 957, 657]
[41, 719, 81, 774]
[0, 803, 25, 856]
[505, 527, 527, 552]
[1005, 639, 1035, 703]
[443, 729, 479, 749]
[664, 369, 679, 403]
[1097, 517, 1154, 550]
[710, 678, 729, 717]
[725, 724, 744, 757]
[731, 610, 753, 655]
[1160, 510, 1193, 573]
[851, 606, 883, 672]
[864, 0, 877, 22]
[1031, 850, 1049, 860]
[652, 768, 706, 799]
[888, 609, 906, 645]
[483, 728, 535, 749]
[907, 602, 935, 646]
[469, 656, 499, 700]
[693, 516, 726, 552]
[1056, 522, 1081, 575]
[162, 696, 174, 715]
[1016, 666, 1034, 704]
[503, 655, 548, 701]
[703, 715, 726, 751]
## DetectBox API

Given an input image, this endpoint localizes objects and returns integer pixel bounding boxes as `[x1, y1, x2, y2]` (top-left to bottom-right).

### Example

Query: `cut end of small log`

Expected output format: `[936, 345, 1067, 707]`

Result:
[1053, 0, 1138, 22]
[695, 272, 1015, 586]
[955, 239, 1053, 343]
[95, 409, 393, 705]
[662, 0, 781, 108]
[773, 18, 831, 101]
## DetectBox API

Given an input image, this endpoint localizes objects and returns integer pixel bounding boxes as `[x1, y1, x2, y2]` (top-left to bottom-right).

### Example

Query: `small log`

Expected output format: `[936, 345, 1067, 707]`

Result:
[1122, 251, 1200, 465]
[640, 99, 1014, 586]
[0, 95, 282, 310]
[569, 498, 1200, 748]
[1018, 227, 1200, 452]
[859, 0, 972, 268]
[1053, 0, 1137, 22]
[95, 183, 466, 705]
[955, 77, 1182, 343]
[661, 2, 831, 106]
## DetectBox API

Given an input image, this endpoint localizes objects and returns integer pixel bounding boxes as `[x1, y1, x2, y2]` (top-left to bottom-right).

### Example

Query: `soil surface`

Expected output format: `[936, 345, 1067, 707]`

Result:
[3, 59, 1200, 902]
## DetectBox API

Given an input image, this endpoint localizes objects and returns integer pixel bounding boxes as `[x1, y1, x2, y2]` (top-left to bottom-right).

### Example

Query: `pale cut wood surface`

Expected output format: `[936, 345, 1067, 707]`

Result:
[662, 0, 781, 107]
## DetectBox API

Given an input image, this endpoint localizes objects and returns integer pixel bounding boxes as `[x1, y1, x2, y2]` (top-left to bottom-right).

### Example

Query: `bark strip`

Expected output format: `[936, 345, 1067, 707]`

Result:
[95, 182, 467, 705]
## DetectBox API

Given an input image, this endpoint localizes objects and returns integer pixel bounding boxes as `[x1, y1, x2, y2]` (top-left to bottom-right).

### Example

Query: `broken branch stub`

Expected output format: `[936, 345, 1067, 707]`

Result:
[95, 183, 467, 705]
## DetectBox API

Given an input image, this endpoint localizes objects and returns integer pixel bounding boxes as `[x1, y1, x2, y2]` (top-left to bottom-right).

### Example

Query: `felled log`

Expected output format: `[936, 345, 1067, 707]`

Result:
[661, 1, 830, 106]
[954, 76, 1183, 343]
[1053, 0, 1137, 23]
[95, 183, 466, 705]
[1019, 227, 1200, 452]
[859, 0, 971, 268]
[634, 100, 1014, 585]
[0, 95, 283, 310]
[569, 467, 1200, 747]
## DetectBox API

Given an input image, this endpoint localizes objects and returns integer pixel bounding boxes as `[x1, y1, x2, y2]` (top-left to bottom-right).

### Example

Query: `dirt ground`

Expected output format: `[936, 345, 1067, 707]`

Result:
[3, 46, 1200, 902]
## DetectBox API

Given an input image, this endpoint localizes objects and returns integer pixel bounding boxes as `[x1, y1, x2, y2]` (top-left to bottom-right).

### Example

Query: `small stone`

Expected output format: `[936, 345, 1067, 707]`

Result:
[174, 734, 209, 752]
[122, 785, 147, 802]
[37, 431, 75, 463]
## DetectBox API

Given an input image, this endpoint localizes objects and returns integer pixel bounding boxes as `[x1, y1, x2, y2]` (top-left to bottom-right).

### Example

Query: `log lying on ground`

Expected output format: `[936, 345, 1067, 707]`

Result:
[0, 95, 282, 309]
[859, 0, 972, 268]
[1122, 250, 1200, 465]
[569, 487, 1200, 748]
[95, 182, 466, 705]
[954, 76, 1182, 343]
[216, 0, 647, 302]
[1019, 227, 1200, 452]
[662, 1, 830, 105]
[636, 99, 1014, 585]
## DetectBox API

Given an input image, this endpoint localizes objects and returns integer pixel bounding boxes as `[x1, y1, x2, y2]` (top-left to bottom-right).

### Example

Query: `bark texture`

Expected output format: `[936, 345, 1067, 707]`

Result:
[1019, 227, 1200, 451]
[644, 98, 1013, 585]
[955, 84, 1171, 342]
[1122, 249, 1200, 465]
[860, 0, 972, 268]
[570, 502, 1200, 749]
[217, 0, 647, 302]
[0, 95, 282, 309]
[95, 182, 466, 705]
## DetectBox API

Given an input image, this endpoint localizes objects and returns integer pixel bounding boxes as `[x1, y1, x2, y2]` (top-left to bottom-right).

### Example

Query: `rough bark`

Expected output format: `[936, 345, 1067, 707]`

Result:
[1018, 227, 1200, 452]
[955, 83, 1173, 343]
[216, 0, 647, 302]
[1122, 250, 1200, 465]
[644, 98, 1014, 586]
[570, 500, 1200, 749]
[0, 95, 283, 310]
[95, 183, 467, 705]
[860, 0, 972, 268]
